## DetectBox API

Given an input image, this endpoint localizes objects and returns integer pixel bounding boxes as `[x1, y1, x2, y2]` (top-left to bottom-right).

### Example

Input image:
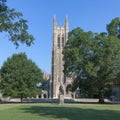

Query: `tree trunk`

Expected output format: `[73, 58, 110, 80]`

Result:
[20, 94, 23, 103]
[98, 88, 104, 104]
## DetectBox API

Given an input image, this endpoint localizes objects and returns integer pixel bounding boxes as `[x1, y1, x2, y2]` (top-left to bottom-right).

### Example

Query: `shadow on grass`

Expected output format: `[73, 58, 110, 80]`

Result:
[20, 104, 120, 120]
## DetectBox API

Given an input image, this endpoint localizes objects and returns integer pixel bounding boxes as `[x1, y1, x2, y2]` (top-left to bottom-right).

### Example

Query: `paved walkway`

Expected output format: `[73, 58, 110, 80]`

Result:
[1, 97, 120, 104]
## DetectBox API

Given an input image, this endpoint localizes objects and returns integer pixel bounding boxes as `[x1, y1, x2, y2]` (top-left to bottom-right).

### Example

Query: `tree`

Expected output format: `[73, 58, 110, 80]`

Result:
[0, 53, 43, 102]
[107, 17, 120, 88]
[107, 17, 120, 39]
[63, 21, 120, 103]
[0, 0, 34, 47]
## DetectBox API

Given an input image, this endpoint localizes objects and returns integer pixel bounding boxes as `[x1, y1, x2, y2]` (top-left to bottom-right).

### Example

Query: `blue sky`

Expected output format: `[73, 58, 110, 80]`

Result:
[0, 0, 120, 73]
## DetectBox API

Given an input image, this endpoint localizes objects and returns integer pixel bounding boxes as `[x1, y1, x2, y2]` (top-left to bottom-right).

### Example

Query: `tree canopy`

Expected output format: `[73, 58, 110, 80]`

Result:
[63, 17, 120, 103]
[107, 17, 120, 39]
[0, 0, 34, 47]
[0, 53, 43, 102]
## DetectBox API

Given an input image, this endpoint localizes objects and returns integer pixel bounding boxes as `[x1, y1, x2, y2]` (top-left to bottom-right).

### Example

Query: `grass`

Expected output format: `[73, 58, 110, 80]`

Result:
[0, 103, 120, 120]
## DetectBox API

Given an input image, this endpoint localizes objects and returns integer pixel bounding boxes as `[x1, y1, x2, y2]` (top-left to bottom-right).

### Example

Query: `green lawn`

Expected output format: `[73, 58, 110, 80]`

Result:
[0, 103, 120, 120]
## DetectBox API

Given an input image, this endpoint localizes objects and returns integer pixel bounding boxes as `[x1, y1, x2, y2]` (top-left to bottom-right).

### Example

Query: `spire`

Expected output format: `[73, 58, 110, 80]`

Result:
[65, 16, 68, 30]
[53, 15, 56, 29]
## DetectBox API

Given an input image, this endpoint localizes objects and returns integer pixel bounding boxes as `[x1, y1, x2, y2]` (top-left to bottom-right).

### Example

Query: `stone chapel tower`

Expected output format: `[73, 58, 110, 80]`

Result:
[51, 16, 69, 98]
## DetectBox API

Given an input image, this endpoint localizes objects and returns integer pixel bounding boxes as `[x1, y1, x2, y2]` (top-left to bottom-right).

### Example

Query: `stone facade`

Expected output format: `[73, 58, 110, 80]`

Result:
[42, 73, 52, 98]
[112, 86, 120, 100]
[51, 16, 73, 98]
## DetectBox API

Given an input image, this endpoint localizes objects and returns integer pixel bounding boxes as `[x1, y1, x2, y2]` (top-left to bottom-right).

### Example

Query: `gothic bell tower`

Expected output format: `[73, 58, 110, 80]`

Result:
[51, 16, 68, 98]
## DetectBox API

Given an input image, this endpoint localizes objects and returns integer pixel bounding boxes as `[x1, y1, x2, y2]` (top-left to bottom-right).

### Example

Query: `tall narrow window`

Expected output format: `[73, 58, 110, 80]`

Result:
[62, 37, 64, 47]
[58, 37, 60, 48]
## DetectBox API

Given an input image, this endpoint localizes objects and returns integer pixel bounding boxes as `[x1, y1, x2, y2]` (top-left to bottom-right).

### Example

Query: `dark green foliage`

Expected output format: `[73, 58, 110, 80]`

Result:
[0, 53, 43, 102]
[0, 0, 34, 47]
[63, 18, 120, 103]
[107, 17, 120, 39]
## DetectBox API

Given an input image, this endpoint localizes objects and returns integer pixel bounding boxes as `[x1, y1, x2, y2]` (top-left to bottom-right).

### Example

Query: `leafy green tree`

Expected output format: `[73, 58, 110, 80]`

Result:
[107, 17, 120, 88]
[107, 17, 120, 39]
[63, 21, 120, 103]
[0, 0, 34, 47]
[0, 53, 43, 102]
